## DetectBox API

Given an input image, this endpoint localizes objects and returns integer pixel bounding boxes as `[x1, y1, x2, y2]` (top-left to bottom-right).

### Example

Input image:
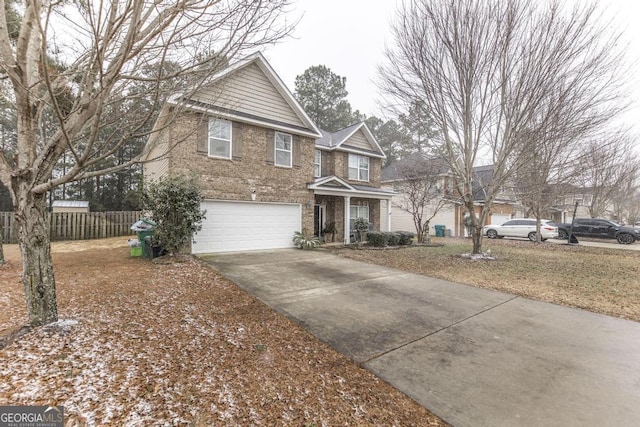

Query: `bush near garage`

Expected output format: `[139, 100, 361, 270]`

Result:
[141, 174, 206, 256]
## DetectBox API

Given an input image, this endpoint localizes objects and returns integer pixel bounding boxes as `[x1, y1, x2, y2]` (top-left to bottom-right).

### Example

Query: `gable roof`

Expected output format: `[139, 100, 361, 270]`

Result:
[470, 165, 518, 203]
[381, 153, 450, 182]
[308, 175, 395, 199]
[169, 52, 321, 139]
[316, 122, 386, 158]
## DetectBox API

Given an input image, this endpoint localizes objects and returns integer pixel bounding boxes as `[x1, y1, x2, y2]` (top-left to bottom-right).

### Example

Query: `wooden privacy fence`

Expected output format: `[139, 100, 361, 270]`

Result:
[0, 211, 142, 244]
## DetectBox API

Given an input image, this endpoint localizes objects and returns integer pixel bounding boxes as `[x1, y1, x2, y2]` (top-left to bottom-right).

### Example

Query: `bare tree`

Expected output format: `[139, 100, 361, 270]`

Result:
[0, 0, 294, 326]
[623, 185, 640, 225]
[389, 155, 450, 243]
[576, 133, 640, 219]
[510, 127, 586, 242]
[379, 0, 628, 253]
[610, 178, 640, 224]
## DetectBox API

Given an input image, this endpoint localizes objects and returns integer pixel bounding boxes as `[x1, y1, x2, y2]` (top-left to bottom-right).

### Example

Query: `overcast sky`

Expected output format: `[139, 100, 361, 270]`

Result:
[264, 0, 640, 132]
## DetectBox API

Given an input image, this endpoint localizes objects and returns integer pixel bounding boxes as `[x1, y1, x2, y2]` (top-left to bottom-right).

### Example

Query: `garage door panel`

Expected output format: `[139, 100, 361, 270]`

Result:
[192, 201, 301, 253]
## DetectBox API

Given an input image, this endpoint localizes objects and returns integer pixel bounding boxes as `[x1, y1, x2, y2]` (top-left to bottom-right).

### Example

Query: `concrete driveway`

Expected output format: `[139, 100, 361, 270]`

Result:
[201, 249, 640, 427]
[547, 238, 640, 251]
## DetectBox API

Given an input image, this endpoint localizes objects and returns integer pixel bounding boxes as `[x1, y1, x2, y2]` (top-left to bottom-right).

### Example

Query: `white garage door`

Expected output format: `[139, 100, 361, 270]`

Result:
[192, 201, 301, 254]
[491, 214, 511, 225]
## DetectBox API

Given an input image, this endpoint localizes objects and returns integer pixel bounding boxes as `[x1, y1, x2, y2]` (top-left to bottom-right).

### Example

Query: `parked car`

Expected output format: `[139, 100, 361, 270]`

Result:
[556, 218, 640, 244]
[483, 219, 559, 241]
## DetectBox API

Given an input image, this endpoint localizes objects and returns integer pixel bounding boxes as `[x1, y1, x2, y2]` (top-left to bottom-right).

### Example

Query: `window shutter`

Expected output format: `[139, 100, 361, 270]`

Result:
[292, 135, 301, 168]
[266, 129, 275, 165]
[321, 151, 327, 176]
[232, 122, 243, 160]
[197, 117, 209, 155]
[344, 153, 350, 178]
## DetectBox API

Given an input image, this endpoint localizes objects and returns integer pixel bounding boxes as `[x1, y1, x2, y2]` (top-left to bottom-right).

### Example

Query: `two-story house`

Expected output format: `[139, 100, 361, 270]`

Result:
[143, 52, 392, 253]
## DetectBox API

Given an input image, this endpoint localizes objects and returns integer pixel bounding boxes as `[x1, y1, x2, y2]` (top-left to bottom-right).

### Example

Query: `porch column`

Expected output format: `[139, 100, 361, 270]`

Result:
[386, 199, 392, 231]
[344, 195, 351, 244]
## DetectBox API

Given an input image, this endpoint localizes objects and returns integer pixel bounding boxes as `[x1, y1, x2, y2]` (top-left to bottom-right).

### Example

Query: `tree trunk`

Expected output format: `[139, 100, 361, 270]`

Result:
[416, 224, 424, 243]
[13, 188, 58, 326]
[471, 224, 483, 254]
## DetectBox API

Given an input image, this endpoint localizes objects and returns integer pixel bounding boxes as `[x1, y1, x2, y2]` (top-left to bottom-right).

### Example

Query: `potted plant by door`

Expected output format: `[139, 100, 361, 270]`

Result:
[322, 221, 336, 242]
[354, 217, 370, 246]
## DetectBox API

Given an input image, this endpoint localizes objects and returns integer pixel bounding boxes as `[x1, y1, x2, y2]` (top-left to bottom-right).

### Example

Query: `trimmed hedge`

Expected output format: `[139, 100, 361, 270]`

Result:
[366, 231, 415, 247]
[396, 231, 415, 245]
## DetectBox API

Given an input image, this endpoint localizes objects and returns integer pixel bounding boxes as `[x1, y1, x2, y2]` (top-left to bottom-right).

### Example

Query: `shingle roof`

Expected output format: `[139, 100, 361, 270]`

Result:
[315, 122, 385, 158]
[470, 165, 518, 203]
[382, 158, 517, 203]
[381, 153, 449, 182]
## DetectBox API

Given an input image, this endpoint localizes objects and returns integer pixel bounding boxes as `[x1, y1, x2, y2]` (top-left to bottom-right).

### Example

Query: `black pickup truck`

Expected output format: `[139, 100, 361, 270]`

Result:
[557, 218, 640, 244]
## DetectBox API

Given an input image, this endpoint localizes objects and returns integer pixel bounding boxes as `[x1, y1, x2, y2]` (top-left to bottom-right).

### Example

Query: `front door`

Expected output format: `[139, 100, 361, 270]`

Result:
[314, 205, 325, 237]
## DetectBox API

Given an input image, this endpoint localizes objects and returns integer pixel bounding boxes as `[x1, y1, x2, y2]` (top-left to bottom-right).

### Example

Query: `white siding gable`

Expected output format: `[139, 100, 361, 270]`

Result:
[193, 63, 306, 128]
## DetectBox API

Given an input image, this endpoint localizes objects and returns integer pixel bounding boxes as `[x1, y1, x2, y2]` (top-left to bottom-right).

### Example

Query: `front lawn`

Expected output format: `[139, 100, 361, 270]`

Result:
[0, 238, 444, 426]
[339, 238, 640, 322]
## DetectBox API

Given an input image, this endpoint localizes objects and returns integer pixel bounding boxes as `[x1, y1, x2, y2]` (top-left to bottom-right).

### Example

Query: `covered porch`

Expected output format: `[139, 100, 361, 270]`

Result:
[308, 176, 395, 244]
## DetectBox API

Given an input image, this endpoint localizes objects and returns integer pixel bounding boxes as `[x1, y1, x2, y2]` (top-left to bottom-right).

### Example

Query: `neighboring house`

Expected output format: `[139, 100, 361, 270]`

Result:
[382, 161, 521, 237]
[469, 165, 522, 228]
[549, 187, 616, 223]
[143, 52, 392, 253]
[51, 200, 90, 213]
[381, 154, 459, 236]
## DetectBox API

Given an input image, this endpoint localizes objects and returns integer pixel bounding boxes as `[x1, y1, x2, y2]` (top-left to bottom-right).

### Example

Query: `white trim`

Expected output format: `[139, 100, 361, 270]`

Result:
[309, 176, 356, 191]
[274, 131, 293, 168]
[313, 143, 386, 159]
[348, 154, 370, 182]
[312, 188, 394, 200]
[350, 204, 370, 230]
[203, 198, 302, 208]
[208, 118, 232, 159]
[170, 101, 320, 139]
[314, 149, 322, 178]
[344, 196, 351, 244]
[336, 145, 386, 158]
[308, 176, 395, 200]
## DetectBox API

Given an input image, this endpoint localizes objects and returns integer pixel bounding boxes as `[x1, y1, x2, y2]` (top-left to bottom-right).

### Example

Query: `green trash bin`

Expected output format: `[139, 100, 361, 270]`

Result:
[131, 218, 157, 259]
[434, 225, 445, 237]
[138, 230, 154, 258]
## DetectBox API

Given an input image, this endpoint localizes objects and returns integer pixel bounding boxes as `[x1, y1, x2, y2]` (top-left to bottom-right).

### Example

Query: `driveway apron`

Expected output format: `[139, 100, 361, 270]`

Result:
[200, 249, 640, 427]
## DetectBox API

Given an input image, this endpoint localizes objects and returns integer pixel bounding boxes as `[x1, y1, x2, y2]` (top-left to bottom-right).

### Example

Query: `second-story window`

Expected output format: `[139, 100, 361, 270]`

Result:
[275, 132, 292, 167]
[209, 119, 232, 159]
[348, 154, 369, 181]
[314, 150, 322, 177]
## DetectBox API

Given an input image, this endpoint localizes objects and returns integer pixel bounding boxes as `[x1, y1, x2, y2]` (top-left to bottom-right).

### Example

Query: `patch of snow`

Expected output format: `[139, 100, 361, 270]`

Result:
[461, 252, 496, 260]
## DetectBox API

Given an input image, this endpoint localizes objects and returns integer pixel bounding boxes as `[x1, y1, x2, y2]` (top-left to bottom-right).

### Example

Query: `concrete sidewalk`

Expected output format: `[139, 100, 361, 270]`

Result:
[201, 249, 640, 427]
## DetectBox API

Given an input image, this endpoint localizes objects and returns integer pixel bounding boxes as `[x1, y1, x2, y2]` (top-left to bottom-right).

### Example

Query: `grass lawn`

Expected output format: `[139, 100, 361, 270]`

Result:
[339, 237, 640, 323]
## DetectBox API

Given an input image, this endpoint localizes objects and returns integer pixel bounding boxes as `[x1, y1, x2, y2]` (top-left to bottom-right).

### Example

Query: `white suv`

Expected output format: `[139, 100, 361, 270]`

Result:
[483, 219, 559, 241]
